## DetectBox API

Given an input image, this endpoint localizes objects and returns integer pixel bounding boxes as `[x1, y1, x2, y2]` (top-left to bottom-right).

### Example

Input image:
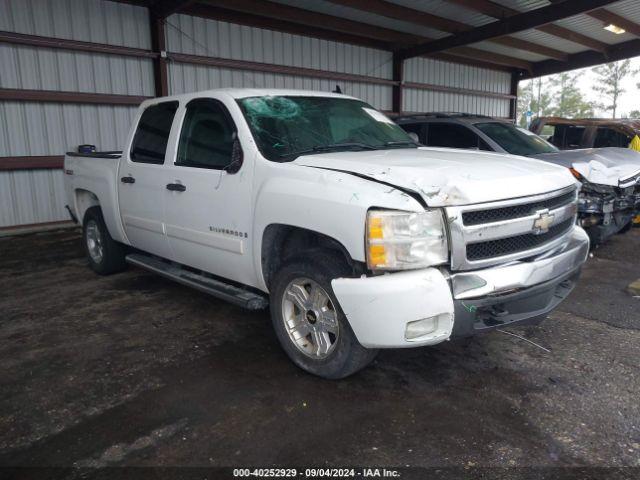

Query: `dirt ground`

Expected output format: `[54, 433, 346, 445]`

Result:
[1, 227, 639, 474]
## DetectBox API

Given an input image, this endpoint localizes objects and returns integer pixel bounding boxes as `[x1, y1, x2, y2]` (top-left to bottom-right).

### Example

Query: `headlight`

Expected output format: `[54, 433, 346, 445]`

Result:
[366, 209, 448, 270]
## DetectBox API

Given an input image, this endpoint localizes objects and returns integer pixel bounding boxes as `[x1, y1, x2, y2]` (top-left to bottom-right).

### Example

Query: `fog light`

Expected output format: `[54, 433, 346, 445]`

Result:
[405, 316, 439, 340]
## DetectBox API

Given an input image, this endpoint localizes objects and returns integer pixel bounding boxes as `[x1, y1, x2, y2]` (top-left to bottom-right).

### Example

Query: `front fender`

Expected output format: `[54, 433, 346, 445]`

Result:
[252, 163, 423, 291]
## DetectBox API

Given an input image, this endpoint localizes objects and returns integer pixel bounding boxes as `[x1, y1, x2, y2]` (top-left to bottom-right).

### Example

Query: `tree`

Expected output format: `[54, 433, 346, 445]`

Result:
[592, 60, 633, 118]
[517, 77, 553, 127]
[549, 72, 594, 118]
[629, 110, 640, 119]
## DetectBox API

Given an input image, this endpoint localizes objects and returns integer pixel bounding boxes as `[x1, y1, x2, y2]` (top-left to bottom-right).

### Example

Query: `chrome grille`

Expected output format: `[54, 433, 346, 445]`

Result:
[462, 191, 576, 226]
[466, 218, 575, 261]
[446, 186, 579, 271]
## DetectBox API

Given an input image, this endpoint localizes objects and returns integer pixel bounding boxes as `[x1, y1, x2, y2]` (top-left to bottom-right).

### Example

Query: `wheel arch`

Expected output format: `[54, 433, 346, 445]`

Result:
[260, 224, 365, 291]
[75, 189, 101, 224]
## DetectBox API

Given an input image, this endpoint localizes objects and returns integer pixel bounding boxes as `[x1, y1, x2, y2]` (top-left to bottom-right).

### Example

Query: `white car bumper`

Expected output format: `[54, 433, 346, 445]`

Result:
[332, 226, 589, 348]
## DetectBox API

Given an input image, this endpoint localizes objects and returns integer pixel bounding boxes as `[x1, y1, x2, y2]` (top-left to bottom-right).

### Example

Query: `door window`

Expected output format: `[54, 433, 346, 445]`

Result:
[474, 122, 558, 156]
[399, 123, 425, 143]
[426, 123, 485, 150]
[176, 99, 237, 169]
[130, 101, 179, 164]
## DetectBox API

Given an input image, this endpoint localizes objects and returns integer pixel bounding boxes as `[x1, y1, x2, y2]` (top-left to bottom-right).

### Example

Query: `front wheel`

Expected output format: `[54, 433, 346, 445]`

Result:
[269, 251, 378, 379]
[618, 219, 632, 234]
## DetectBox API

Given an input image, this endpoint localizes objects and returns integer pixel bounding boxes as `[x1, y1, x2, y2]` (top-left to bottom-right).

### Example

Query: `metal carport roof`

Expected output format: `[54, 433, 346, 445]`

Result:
[130, 0, 640, 77]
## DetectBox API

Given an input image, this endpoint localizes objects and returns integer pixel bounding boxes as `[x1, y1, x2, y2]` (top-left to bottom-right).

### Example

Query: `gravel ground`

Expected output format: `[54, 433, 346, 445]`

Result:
[0, 228, 639, 476]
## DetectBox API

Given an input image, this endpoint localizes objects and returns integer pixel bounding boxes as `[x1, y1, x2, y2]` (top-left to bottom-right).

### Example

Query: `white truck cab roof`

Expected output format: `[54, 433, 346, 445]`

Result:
[140, 88, 360, 108]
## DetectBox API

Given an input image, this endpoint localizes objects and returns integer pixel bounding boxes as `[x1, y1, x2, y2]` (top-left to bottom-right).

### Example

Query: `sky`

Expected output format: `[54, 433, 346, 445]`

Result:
[519, 56, 640, 118]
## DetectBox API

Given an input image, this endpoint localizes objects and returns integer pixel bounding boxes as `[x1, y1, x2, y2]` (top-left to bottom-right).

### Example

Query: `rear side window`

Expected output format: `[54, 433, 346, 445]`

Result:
[176, 99, 236, 169]
[553, 125, 585, 149]
[130, 101, 179, 164]
[426, 123, 484, 150]
[594, 128, 631, 148]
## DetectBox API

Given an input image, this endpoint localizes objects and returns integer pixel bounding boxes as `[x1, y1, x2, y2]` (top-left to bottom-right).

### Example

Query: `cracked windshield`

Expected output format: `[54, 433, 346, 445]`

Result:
[238, 96, 417, 161]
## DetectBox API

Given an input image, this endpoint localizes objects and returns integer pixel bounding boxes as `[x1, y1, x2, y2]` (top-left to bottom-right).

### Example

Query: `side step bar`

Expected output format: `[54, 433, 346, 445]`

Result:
[126, 253, 269, 310]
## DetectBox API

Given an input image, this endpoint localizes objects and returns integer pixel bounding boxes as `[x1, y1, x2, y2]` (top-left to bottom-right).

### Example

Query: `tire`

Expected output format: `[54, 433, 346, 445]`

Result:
[618, 219, 632, 234]
[269, 250, 378, 379]
[82, 207, 127, 275]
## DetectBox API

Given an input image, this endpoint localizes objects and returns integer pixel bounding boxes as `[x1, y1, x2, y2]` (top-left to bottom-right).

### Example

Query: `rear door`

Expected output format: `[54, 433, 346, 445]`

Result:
[162, 97, 255, 285]
[118, 101, 178, 257]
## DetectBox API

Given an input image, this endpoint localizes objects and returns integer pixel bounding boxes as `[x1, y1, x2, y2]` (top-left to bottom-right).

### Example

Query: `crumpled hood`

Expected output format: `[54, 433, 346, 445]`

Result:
[530, 147, 640, 187]
[294, 147, 577, 206]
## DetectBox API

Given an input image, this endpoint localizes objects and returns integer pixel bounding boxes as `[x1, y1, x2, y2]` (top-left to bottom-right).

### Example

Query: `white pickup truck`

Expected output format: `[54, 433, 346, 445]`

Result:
[64, 88, 590, 378]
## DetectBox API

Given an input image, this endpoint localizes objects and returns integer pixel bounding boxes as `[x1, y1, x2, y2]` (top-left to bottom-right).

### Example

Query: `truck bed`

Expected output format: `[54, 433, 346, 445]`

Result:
[64, 150, 126, 243]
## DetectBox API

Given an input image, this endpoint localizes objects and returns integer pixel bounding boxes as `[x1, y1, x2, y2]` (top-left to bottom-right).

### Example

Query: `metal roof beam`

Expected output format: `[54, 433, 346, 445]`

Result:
[199, 0, 417, 44]
[485, 36, 568, 61]
[181, 3, 393, 50]
[536, 24, 608, 52]
[327, 0, 568, 61]
[399, 0, 619, 59]
[587, 9, 640, 38]
[443, 0, 516, 19]
[327, 0, 469, 33]
[445, 0, 609, 52]
[150, 0, 199, 19]
[524, 38, 640, 78]
[194, 0, 529, 70]
[107, 0, 525, 70]
[447, 46, 532, 70]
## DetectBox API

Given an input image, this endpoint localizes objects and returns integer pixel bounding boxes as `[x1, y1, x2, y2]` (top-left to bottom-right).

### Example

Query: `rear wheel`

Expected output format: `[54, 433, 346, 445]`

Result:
[269, 251, 378, 379]
[83, 207, 127, 275]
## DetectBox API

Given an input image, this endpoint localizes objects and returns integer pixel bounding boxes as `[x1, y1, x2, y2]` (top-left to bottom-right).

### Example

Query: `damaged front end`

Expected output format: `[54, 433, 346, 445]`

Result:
[577, 180, 636, 244]
[633, 182, 640, 226]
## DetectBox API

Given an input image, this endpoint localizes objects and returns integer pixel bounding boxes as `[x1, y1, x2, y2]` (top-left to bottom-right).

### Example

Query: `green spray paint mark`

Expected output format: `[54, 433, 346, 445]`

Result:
[462, 302, 477, 314]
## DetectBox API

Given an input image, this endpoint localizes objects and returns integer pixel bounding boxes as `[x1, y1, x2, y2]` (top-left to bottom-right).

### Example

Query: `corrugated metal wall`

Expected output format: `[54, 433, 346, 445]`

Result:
[0, 0, 512, 229]
[403, 57, 512, 116]
[164, 14, 394, 110]
[0, 169, 67, 227]
[0, 0, 151, 228]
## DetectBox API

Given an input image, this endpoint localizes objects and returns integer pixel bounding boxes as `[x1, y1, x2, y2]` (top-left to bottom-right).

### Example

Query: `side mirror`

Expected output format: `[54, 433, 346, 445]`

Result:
[226, 137, 243, 174]
[407, 132, 419, 143]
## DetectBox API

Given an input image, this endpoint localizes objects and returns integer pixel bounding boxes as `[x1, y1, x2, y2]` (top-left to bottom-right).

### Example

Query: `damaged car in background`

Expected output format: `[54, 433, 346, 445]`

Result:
[64, 89, 589, 379]
[395, 114, 640, 245]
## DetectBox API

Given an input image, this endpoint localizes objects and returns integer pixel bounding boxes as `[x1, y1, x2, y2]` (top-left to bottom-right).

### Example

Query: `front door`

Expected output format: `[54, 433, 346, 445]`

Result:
[162, 97, 255, 285]
[118, 101, 178, 258]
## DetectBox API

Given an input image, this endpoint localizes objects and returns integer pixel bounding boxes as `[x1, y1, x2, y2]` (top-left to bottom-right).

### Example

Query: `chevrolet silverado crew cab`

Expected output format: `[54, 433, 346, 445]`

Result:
[64, 89, 589, 379]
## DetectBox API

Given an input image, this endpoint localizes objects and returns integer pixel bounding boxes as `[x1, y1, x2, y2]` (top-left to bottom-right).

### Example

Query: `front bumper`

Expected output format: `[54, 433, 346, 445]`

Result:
[332, 226, 589, 348]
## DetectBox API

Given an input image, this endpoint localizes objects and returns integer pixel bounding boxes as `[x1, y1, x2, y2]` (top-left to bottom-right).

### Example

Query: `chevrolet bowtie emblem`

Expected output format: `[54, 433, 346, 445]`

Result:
[532, 209, 555, 235]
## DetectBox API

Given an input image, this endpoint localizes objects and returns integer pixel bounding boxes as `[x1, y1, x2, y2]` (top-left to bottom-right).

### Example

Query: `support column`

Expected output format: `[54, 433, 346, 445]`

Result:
[509, 71, 520, 122]
[150, 16, 169, 97]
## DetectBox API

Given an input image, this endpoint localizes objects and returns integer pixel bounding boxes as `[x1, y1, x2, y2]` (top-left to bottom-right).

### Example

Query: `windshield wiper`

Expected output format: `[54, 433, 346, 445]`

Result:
[280, 142, 377, 159]
[313, 142, 378, 152]
[380, 141, 420, 148]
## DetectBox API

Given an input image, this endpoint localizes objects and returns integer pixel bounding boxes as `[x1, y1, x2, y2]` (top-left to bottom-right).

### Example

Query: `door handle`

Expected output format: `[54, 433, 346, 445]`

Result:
[120, 176, 135, 184]
[166, 183, 186, 192]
